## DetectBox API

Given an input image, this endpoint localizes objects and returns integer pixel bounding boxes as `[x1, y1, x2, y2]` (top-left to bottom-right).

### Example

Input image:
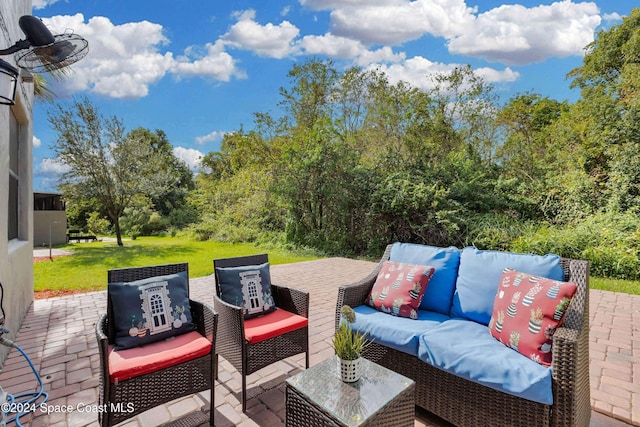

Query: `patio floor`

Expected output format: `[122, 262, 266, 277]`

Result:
[0, 257, 638, 426]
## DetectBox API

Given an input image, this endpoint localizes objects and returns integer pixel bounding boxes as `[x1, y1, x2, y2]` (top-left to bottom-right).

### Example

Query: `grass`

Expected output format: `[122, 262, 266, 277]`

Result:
[34, 235, 640, 295]
[589, 276, 640, 295]
[34, 236, 320, 292]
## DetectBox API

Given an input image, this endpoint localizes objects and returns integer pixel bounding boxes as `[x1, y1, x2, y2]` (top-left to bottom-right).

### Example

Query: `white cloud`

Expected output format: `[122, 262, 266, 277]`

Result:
[354, 46, 406, 66]
[41, 14, 245, 99]
[329, 0, 476, 45]
[172, 41, 245, 81]
[36, 158, 70, 175]
[173, 146, 204, 171]
[473, 67, 519, 84]
[603, 12, 622, 22]
[223, 9, 300, 58]
[299, 33, 405, 65]
[33, 136, 42, 148]
[370, 57, 455, 90]
[369, 56, 519, 91]
[195, 130, 227, 145]
[300, 33, 366, 59]
[281, 6, 292, 17]
[42, 14, 174, 98]
[447, 1, 601, 65]
[303, 0, 600, 66]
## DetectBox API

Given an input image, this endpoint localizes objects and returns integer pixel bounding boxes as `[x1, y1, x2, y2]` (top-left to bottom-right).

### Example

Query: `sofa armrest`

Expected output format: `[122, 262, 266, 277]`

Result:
[551, 258, 591, 427]
[335, 244, 392, 330]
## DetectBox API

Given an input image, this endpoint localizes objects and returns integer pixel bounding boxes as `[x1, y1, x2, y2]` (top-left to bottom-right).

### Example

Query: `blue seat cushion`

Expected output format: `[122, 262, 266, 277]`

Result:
[451, 247, 564, 325]
[350, 305, 449, 357]
[417, 319, 553, 405]
[390, 242, 461, 315]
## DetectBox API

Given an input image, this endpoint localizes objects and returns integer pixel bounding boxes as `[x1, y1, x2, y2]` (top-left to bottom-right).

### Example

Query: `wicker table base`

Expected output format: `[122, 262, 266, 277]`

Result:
[285, 356, 415, 427]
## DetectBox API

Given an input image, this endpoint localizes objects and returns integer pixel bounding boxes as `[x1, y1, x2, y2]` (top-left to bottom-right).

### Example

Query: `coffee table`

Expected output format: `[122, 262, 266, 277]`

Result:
[285, 355, 415, 426]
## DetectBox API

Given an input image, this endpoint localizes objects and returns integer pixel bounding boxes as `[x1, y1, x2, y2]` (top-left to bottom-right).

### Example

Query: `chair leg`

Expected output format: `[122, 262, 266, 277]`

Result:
[242, 374, 247, 412]
[209, 384, 215, 426]
[305, 330, 310, 368]
[214, 353, 219, 380]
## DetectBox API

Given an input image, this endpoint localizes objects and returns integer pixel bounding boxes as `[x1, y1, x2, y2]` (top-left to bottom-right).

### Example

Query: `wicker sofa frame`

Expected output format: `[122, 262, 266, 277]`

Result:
[213, 254, 310, 412]
[335, 244, 591, 427]
[96, 263, 217, 427]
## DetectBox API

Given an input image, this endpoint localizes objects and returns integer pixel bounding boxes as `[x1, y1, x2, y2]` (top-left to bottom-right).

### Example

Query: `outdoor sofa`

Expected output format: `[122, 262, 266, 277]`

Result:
[336, 242, 590, 427]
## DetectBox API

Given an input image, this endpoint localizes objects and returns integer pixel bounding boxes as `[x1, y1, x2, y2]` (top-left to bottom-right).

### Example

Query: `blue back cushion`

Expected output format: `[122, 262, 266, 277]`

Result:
[216, 262, 276, 319]
[390, 242, 461, 314]
[109, 271, 194, 350]
[450, 247, 564, 325]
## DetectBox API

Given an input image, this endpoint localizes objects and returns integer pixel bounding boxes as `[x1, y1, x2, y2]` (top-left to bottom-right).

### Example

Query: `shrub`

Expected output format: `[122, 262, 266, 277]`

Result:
[86, 212, 111, 235]
[512, 212, 640, 280]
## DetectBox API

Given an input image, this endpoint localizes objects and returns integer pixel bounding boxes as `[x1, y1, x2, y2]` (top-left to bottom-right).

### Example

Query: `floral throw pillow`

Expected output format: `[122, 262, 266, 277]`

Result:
[367, 261, 435, 319]
[488, 268, 578, 366]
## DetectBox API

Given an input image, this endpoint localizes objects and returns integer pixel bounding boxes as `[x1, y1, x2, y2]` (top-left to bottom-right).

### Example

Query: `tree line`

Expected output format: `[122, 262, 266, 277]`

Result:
[51, 10, 640, 279]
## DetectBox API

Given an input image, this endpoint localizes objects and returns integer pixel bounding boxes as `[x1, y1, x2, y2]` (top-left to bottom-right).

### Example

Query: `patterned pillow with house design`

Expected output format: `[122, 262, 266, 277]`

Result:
[216, 262, 276, 319]
[108, 271, 194, 350]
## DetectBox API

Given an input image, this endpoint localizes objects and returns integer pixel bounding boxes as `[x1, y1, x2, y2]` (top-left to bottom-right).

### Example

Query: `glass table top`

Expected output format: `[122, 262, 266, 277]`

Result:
[286, 356, 414, 426]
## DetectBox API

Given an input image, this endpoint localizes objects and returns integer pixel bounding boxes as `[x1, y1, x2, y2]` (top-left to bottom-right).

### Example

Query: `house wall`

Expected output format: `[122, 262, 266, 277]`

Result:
[33, 211, 67, 246]
[0, 0, 34, 365]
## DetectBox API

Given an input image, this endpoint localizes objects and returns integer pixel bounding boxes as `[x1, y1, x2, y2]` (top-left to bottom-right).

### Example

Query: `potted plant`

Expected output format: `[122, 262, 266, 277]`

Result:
[333, 305, 369, 382]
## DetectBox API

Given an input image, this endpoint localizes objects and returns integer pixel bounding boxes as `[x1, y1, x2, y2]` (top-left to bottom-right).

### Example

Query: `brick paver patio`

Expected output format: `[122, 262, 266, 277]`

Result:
[0, 257, 637, 426]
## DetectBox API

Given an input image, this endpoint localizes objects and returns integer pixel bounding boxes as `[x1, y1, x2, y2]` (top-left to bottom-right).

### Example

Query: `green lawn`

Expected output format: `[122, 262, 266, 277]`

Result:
[34, 236, 320, 292]
[35, 236, 640, 295]
[589, 276, 640, 295]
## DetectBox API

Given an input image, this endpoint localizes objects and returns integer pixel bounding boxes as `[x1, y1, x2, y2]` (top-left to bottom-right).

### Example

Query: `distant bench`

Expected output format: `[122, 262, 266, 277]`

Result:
[67, 229, 97, 243]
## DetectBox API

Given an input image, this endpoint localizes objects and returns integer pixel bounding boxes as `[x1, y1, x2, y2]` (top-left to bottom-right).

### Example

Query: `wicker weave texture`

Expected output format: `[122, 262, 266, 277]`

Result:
[97, 263, 217, 427]
[336, 245, 591, 427]
[285, 377, 415, 427]
[213, 254, 310, 412]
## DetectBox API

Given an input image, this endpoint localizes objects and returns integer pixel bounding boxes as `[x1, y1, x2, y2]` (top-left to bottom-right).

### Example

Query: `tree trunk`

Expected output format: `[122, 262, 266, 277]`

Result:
[114, 219, 124, 246]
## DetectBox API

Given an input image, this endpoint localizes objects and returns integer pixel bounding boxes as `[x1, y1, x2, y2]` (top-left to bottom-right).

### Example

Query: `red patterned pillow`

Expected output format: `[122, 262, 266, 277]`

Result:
[488, 268, 577, 366]
[367, 261, 435, 319]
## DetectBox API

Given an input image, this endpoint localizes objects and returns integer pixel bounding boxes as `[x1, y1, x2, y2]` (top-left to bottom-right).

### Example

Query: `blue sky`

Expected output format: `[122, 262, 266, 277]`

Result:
[28, 0, 636, 191]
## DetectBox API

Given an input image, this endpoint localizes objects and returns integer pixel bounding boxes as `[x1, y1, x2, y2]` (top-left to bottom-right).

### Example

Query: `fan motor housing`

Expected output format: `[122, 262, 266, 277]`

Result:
[18, 15, 55, 47]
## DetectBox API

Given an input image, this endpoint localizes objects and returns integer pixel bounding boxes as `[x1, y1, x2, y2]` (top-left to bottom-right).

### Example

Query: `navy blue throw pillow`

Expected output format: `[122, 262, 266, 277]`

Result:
[108, 271, 194, 350]
[215, 262, 276, 319]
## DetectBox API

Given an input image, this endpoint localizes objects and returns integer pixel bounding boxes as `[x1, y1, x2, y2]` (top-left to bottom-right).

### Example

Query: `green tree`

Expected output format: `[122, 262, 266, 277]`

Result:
[127, 128, 196, 227]
[49, 97, 181, 246]
[568, 9, 640, 213]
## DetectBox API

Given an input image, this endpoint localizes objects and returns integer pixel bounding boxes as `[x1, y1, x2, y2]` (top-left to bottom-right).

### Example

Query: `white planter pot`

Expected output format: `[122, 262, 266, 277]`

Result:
[338, 357, 363, 383]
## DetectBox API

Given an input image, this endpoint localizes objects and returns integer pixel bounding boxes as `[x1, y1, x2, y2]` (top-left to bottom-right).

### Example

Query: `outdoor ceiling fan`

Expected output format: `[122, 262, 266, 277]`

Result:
[0, 15, 88, 104]
[0, 15, 89, 72]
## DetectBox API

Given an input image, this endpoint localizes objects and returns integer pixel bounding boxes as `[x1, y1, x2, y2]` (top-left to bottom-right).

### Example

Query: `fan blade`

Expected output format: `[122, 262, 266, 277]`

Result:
[32, 41, 75, 64]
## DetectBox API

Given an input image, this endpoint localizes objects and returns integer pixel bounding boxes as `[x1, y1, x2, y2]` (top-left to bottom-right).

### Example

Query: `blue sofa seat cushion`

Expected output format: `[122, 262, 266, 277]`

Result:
[351, 305, 449, 357]
[417, 319, 553, 405]
[451, 247, 564, 325]
[390, 242, 461, 315]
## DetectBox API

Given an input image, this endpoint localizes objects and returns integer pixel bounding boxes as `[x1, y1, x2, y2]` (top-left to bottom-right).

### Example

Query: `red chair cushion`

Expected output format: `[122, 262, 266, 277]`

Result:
[244, 308, 308, 344]
[108, 331, 211, 383]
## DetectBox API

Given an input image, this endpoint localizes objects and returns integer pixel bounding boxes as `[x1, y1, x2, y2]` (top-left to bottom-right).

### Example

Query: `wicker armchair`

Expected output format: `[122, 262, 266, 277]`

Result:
[213, 254, 309, 412]
[336, 244, 591, 427]
[96, 263, 217, 426]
